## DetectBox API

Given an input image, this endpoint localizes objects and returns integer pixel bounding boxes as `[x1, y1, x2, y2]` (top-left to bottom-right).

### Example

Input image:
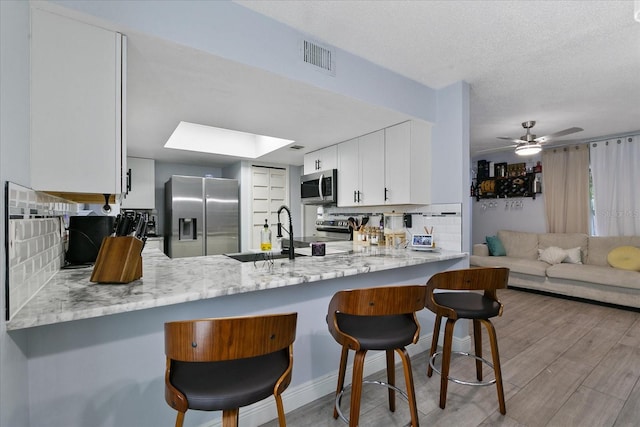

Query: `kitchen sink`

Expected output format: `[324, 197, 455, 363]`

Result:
[224, 251, 305, 262]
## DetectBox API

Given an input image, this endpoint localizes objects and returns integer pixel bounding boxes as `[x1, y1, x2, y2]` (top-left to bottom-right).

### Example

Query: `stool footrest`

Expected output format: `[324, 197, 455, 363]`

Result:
[429, 351, 497, 387]
[335, 380, 411, 426]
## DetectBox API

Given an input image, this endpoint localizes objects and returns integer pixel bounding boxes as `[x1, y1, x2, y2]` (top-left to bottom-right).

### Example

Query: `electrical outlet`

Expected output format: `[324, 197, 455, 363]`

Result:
[403, 213, 412, 228]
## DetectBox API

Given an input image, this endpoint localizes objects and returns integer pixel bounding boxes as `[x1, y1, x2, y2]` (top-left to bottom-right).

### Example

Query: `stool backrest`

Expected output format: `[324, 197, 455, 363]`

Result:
[328, 285, 427, 317]
[426, 267, 509, 316]
[327, 285, 426, 347]
[165, 313, 298, 362]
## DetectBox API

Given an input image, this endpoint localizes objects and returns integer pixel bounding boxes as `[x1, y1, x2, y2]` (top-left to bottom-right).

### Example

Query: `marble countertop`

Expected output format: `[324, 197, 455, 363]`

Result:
[6, 242, 467, 330]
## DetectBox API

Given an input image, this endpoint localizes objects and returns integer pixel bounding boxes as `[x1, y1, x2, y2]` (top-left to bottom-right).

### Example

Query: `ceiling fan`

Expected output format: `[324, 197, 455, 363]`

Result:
[498, 121, 584, 156]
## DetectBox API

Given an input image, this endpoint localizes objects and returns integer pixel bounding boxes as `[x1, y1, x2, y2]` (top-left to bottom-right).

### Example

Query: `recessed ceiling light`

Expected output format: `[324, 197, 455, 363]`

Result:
[164, 121, 295, 158]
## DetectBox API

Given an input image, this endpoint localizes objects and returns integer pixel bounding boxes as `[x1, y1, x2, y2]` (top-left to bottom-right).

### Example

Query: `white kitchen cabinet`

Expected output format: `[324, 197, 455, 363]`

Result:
[384, 121, 431, 205]
[120, 157, 155, 209]
[337, 121, 431, 207]
[30, 8, 126, 197]
[303, 145, 337, 174]
[337, 138, 359, 206]
[359, 130, 385, 205]
[337, 131, 385, 207]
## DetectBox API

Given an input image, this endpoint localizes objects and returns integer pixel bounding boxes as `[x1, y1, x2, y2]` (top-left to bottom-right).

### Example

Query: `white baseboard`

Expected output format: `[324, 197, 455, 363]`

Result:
[202, 331, 471, 427]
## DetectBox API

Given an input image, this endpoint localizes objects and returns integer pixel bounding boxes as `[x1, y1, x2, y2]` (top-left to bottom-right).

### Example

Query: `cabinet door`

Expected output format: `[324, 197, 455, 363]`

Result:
[317, 145, 337, 171]
[120, 157, 155, 209]
[303, 145, 337, 174]
[384, 122, 412, 204]
[359, 130, 385, 206]
[337, 138, 360, 206]
[303, 154, 318, 175]
[30, 8, 124, 195]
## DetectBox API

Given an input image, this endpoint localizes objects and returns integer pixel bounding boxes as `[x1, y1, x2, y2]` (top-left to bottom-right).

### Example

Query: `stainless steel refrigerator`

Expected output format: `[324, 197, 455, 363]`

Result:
[165, 175, 239, 258]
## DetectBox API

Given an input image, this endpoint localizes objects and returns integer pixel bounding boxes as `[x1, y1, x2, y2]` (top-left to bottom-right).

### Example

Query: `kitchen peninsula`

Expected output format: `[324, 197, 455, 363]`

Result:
[8, 242, 467, 426]
[7, 243, 466, 330]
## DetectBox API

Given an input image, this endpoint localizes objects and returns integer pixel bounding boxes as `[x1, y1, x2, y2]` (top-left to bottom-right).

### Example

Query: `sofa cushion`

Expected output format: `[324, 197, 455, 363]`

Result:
[469, 255, 548, 277]
[539, 233, 588, 262]
[497, 230, 539, 260]
[486, 235, 506, 256]
[607, 246, 640, 271]
[538, 246, 568, 264]
[587, 236, 640, 266]
[473, 244, 489, 257]
[546, 263, 640, 290]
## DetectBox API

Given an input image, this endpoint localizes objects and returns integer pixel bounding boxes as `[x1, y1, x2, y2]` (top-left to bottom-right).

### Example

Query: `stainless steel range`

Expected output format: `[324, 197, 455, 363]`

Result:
[283, 218, 352, 250]
[315, 218, 351, 239]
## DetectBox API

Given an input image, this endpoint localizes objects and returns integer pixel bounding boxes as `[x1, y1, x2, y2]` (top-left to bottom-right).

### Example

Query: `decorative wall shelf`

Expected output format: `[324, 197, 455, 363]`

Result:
[473, 173, 540, 201]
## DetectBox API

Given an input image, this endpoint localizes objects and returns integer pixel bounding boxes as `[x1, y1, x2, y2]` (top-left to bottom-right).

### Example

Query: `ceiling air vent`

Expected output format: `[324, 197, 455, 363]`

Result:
[302, 39, 336, 76]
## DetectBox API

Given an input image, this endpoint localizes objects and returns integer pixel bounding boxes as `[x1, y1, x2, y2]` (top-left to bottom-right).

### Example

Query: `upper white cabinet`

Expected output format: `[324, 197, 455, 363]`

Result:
[30, 8, 126, 197]
[384, 121, 431, 205]
[120, 157, 155, 209]
[337, 121, 431, 207]
[303, 145, 337, 175]
[337, 130, 385, 206]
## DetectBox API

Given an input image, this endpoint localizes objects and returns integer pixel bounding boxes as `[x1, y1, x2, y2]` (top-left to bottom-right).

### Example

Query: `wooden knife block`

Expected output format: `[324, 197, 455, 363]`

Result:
[90, 236, 143, 284]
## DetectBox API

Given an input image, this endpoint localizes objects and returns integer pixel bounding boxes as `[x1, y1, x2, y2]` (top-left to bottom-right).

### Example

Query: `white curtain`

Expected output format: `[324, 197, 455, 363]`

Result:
[590, 135, 640, 236]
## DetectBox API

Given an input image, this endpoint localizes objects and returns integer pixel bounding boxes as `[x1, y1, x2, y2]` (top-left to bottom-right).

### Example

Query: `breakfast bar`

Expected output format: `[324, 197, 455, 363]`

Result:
[7, 243, 466, 330]
[7, 245, 467, 426]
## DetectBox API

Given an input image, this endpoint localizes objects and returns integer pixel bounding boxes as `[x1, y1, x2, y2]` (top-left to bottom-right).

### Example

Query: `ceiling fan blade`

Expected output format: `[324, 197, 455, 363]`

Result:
[535, 127, 584, 143]
[497, 136, 527, 143]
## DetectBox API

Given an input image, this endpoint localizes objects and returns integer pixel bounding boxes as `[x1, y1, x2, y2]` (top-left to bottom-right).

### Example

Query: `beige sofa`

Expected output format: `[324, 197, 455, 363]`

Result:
[470, 230, 640, 309]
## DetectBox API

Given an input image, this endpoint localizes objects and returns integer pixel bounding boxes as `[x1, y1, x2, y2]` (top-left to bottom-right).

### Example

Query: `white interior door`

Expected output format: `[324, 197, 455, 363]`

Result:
[251, 166, 287, 250]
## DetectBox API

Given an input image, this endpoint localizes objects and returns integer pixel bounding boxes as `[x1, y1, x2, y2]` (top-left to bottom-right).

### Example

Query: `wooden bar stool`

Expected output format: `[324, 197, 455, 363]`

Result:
[327, 285, 427, 426]
[164, 313, 297, 427]
[425, 267, 509, 415]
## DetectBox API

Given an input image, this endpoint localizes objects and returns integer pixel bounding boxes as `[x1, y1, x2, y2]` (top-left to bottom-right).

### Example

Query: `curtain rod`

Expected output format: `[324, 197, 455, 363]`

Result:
[545, 130, 639, 150]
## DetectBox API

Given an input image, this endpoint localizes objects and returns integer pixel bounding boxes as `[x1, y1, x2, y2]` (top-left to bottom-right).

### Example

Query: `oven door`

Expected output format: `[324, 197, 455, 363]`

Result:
[301, 169, 337, 204]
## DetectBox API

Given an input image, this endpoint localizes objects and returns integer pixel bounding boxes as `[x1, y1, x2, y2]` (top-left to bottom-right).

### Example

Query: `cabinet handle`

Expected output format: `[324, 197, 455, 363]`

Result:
[126, 168, 132, 193]
[357, 190, 361, 203]
[384, 187, 389, 201]
[354, 190, 357, 203]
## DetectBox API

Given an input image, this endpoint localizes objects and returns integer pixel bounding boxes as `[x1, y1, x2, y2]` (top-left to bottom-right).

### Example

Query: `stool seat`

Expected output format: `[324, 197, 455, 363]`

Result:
[433, 293, 501, 319]
[336, 313, 417, 350]
[170, 350, 289, 411]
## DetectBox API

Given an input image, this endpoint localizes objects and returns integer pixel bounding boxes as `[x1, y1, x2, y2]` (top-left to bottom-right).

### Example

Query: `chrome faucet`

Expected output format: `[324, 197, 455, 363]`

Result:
[276, 205, 295, 260]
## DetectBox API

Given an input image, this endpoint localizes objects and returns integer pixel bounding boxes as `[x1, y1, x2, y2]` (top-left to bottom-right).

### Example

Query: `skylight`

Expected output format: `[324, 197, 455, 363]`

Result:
[164, 121, 294, 158]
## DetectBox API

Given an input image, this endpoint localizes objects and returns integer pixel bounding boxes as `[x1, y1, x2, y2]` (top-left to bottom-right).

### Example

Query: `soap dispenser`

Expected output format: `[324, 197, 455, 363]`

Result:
[260, 219, 272, 251]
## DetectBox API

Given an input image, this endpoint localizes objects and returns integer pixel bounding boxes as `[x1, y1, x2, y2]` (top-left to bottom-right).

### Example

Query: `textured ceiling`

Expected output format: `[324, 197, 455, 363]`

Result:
[236, 0, 640, 156]
[120, 1, 640, 166]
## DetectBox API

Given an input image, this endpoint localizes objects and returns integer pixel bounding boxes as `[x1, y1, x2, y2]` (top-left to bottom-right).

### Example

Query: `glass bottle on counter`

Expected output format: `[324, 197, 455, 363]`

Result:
[260, 219, 272, 251]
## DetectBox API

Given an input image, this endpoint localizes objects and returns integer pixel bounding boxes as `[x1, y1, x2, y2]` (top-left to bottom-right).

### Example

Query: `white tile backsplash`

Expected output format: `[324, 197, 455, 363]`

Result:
[6, 182, 78, 320]
[322, 203, 463, 252]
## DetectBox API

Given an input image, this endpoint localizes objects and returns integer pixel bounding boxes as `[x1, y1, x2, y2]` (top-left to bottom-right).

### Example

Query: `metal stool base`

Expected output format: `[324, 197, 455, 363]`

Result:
[335, 380, 411, 427]
[429, 351, 497, 386]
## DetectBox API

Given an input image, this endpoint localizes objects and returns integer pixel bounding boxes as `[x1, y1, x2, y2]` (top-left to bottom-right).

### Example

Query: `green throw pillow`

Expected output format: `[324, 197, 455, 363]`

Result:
[486, 236, 506, 256]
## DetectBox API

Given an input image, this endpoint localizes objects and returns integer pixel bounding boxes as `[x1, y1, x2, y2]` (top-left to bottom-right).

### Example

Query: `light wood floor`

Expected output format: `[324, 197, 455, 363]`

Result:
[261, 288, 640, 427]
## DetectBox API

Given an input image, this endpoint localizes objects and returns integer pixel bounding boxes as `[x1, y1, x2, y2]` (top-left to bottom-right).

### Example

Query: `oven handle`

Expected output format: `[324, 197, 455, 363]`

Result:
[318, 173, 324, 200]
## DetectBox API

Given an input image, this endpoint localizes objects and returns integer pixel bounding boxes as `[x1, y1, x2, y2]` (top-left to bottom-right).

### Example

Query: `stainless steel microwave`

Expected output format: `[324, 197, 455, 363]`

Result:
[300, 169, 338, 205]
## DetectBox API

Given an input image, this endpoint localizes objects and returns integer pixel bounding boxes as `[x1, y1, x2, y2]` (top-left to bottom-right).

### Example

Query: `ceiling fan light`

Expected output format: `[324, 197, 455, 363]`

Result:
[515, 143, 542, 156]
